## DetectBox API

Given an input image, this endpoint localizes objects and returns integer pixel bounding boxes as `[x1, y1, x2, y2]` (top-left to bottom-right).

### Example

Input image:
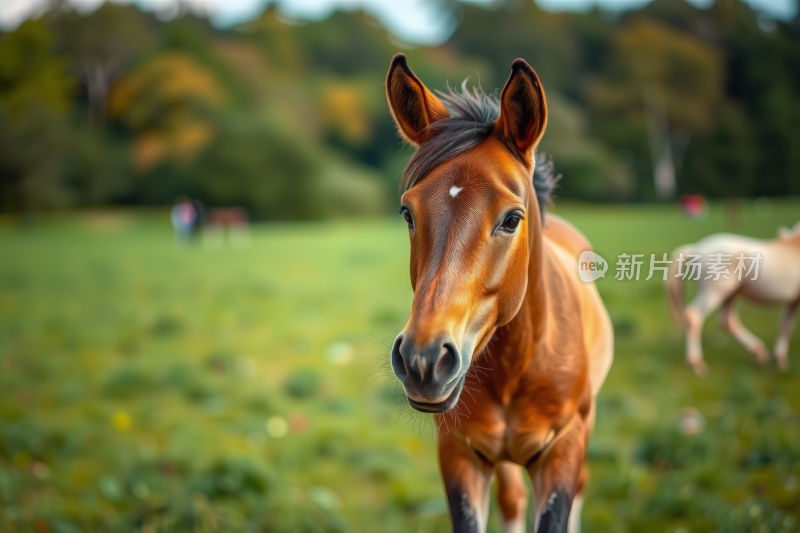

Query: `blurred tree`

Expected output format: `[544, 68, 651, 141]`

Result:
[240, 6, 308, 75]
[0, 20, 72, 116]
[541, 94, 635, 201]
[48, 1, 155, 126]
[0, 19, 124, 213]
[109, 51, 228, 172]
[589, 17, 722, 132]
[3, 0, 799, 215]
[320, 79, 375, 147]
[448, 1, 578, 96]
[0, 108, 127, 213]
[189, 124, 322, 220]
[713, 3, 800, 197]
[571, 7, 615, 75]
[681, 103, 756, 197]
[0, 18, 131, 213]
[641, 0, 707, 35]
[586, 16, 723, 200]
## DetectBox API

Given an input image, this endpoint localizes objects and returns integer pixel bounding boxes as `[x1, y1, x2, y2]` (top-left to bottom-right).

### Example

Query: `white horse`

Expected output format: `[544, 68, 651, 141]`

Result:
[667, 220, 800, 375]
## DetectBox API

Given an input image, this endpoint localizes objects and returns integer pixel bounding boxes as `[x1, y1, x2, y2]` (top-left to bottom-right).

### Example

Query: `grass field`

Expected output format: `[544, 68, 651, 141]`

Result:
[1, 199, 799, 533]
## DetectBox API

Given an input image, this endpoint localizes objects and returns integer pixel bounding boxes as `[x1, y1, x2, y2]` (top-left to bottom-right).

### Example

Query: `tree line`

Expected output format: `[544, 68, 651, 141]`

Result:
[1, 0, 798, 217]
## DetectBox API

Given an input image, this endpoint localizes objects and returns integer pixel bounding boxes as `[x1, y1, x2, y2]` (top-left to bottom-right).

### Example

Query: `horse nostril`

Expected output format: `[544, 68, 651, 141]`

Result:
[436, 342, 460, 379]
[391, 335, 407, 381]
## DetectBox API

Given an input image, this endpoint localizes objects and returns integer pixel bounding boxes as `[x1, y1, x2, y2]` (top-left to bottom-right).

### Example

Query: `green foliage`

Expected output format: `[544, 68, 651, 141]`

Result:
[193, 457, 274, 498]
[0, 20, 72, 115]
[103, 366, 153, 398]
[0, 107, 128, 211]
[285, 369, 322, 399]
[3, 0, 800, 213]
[681, 103, 757, 196]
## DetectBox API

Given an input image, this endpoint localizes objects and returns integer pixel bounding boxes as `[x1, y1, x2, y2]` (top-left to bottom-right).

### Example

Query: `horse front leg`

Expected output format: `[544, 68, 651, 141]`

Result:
[528, 418, 587, 533]
[685, 286, 730, 376]
[775, 299, 800, 371]
[719, 298, 769, 365]
[495, 461, 528, 533]
[438, 430, 493, 533]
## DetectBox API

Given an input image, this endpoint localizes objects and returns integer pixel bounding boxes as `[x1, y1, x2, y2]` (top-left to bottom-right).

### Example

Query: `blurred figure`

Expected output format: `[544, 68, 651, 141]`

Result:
[203, 207, 251, 250]
[667, 221, 800, 375]
[170, 196, 197, 247]
[678, 194, 708, 219]
[191, 198, 206, 234]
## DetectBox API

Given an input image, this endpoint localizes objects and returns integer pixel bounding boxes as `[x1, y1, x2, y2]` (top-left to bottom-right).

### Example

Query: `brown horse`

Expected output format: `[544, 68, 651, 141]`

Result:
[385, 54, 614, 533]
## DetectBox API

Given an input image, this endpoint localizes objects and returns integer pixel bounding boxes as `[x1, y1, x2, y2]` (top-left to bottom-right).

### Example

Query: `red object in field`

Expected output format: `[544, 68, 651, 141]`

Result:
[678, 194, 708, 219]
[290, 413, 309, 434]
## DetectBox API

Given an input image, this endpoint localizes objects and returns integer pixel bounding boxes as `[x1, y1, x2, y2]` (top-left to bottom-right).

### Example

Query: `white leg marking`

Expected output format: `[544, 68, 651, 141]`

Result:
[568, 494, 583, 533]
[501, 517, 525, 533]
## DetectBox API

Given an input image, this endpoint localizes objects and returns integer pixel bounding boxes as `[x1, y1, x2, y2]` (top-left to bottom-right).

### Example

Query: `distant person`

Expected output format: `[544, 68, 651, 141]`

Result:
[191, 199, 206, 234]
[170, 196, 197, 247]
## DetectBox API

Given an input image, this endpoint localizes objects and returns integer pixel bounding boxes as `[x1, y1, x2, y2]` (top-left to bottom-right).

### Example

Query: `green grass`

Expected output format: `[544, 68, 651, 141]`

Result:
[0, 199, 799, 532]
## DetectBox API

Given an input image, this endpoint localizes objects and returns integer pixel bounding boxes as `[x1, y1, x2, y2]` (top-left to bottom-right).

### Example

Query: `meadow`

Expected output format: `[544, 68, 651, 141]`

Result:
[1, 200, 799, 533]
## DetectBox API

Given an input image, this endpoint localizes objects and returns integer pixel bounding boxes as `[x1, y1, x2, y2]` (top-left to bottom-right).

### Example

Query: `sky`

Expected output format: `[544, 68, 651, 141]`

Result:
[1, 0, 796, 44]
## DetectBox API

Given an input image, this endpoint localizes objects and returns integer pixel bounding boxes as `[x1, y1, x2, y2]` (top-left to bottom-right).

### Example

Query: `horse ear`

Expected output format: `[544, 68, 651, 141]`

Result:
[386, 54, 449, 146]
[496, 59, 548, 159]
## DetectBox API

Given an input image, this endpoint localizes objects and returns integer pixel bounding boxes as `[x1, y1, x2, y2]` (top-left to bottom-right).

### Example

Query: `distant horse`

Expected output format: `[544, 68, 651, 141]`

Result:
[202, 207, 251, 250]
[667, 221, 800, 375]
[385, 55, 613, 533]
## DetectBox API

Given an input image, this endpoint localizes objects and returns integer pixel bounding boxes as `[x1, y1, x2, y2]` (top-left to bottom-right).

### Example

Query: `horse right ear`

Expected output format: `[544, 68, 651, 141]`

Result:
[495, 58, 548, 160]
[386, 54, 449, 146]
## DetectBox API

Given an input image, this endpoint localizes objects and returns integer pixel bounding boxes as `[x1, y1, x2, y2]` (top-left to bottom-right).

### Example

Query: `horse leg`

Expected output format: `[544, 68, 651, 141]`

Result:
[566, 462, 588, 533]
[495, 461, 527, 533]
[439, 431, 493, 533]
[774, 300, 800, 371]
[684, 287, 728, 376]
[529, 418, 586, 533]
[719, 298, 769, 365]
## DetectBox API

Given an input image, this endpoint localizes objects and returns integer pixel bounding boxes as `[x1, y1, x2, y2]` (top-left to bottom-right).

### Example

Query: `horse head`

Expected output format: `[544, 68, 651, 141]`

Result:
[385, 54, 548, 413]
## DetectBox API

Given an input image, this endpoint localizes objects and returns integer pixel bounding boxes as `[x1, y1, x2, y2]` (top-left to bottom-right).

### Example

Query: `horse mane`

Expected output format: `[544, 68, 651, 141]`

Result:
[400, 80, 560, 222]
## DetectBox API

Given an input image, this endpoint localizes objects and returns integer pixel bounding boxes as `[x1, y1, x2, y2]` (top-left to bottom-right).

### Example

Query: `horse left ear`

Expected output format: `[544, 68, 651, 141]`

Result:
[386, 54, 450, 146]
[496, 59, 548, 160]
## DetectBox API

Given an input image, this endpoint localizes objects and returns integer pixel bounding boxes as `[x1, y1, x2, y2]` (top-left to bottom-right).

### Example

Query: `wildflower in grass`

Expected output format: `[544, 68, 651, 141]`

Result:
[112, 410, 132, 432]
[290, 413, 309, 434]
[31, 462, 50, 479]
[266, 416, 288, 438]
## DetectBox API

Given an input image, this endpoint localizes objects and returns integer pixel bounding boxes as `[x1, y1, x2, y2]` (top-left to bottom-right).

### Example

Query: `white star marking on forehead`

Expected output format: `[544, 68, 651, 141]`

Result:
[449, 186, 463, 198]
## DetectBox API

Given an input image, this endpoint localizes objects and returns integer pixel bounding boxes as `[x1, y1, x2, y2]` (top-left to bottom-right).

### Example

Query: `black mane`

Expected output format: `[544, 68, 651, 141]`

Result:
[400, 81, 559, 222]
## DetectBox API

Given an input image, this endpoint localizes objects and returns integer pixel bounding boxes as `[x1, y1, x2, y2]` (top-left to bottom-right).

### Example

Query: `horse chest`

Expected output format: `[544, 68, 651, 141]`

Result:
[459, 394, 571, 466]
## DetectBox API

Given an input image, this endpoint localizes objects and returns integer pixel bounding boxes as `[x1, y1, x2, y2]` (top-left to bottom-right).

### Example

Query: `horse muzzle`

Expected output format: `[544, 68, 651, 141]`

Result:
[390, 333, 465, 412]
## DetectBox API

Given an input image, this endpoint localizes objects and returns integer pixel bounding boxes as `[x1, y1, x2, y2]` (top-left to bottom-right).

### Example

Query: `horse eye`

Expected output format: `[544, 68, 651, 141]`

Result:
[500, 215, 521, 233]
[402, 208, 414, 228]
